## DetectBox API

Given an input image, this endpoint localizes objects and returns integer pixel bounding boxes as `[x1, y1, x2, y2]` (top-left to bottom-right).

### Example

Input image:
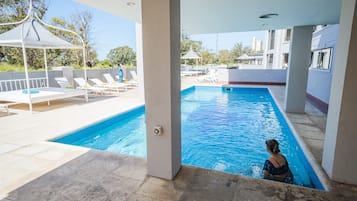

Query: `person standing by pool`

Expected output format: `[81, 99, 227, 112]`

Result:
[263, 139, 294, 183]
[117, 63, 124, 83]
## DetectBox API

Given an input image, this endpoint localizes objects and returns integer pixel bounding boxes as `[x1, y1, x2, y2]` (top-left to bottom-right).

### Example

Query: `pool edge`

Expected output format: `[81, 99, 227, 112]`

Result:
[267, 87, 330, 191]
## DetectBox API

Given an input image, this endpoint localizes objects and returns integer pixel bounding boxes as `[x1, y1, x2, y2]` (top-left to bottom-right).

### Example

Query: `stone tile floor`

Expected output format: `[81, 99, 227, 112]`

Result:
[1, 150, 356, 201]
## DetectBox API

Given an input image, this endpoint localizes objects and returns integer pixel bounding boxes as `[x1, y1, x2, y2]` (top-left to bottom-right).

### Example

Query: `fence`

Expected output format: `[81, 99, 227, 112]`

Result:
[0, 67, 138, 89]
[0, 77, 47, 92]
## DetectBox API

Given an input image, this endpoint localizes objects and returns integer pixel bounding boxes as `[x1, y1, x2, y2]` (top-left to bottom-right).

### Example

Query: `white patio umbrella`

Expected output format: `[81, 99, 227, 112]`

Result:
[181, 47, 201, 66]
[0, 0, 86, 111]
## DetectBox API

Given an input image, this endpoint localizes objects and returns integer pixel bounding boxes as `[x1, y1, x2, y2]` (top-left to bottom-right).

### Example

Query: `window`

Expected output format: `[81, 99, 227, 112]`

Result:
[310, 48, 332, 70]
[266, 54, 274, 68]
[268, 30, 275, 50]
[285, 29, 291, 41]
[283, 53, 289, 68]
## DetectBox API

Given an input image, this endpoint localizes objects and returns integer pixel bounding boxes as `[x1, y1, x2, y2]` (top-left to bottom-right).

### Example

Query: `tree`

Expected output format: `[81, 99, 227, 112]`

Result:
[107, 46, 136, 66]
[200, 50, 215, 65]
[47, 11, 97, 68]
[231, 42, 243, 59]
[180, 35, 203, 56]
[218, 50, 234, 65]
[71, 11, 95, 65]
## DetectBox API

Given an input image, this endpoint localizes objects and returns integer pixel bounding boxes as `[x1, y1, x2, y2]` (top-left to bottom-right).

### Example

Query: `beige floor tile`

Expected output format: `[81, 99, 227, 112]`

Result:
[0, 143, 19, 154]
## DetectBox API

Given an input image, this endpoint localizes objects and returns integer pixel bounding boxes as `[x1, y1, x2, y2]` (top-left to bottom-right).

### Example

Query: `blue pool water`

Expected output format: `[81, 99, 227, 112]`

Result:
[53, 86, 323, 189]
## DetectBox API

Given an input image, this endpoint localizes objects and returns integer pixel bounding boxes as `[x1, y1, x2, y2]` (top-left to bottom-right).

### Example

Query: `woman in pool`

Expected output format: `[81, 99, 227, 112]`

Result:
[263, 139, 294, 183]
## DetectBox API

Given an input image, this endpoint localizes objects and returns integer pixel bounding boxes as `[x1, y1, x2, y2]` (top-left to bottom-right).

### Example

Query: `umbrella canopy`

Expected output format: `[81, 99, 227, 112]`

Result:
[0, 18, 82, 49]
[237, 54, 250, 60]
[182, 48, 201, 60]
[0, 4, 86, 113]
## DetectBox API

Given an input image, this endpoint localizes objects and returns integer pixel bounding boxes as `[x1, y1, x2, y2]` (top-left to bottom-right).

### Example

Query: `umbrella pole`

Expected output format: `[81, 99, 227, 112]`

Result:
[43, 49, 49, 88]
[21, 24, 32, 113]
[82, 47, 87, 85]
[43, 49, 50, 106]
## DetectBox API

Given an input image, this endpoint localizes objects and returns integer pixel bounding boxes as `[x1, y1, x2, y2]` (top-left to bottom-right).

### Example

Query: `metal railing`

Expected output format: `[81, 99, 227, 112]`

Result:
[0, 77, 47, 92]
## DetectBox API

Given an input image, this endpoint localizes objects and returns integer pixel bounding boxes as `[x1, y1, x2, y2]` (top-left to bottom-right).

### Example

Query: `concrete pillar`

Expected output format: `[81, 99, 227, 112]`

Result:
[284, 26, 313, 113]
[135, 22, 145, 101]
[322, 0, 357, 185]
[142, 0, 181, 179]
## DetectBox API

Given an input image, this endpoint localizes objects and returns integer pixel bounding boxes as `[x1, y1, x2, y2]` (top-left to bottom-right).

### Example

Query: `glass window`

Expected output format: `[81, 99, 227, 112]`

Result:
[285, 29, 291, 41]
[310, 48, 332, 70]
[269, 30, 275, 50]
[266, 54, 274, 68]
[283, 53, 289, 68]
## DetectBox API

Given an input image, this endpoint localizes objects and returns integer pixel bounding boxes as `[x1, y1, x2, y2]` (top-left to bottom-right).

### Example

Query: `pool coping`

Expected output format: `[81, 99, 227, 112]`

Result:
[267, 88, 330, 191]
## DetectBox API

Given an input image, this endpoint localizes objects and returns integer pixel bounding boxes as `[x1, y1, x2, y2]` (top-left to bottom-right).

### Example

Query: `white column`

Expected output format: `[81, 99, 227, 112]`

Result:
[322, 0, 357, 185]
[135, 22, 144, 101]
[142, 0, 181, 179]
[284, 26, 313, 113]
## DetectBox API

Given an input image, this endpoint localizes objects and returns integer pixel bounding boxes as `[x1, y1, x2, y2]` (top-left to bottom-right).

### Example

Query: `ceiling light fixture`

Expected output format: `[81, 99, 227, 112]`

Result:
[259, 13, 279, 19]
[126, 1, 136, 7]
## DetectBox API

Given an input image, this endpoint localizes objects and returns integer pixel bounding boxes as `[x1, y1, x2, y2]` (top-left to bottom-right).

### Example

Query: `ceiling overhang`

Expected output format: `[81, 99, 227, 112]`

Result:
[74, 0, 341, 34]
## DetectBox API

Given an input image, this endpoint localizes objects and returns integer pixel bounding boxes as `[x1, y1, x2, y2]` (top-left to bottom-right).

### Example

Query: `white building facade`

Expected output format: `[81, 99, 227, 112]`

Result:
[262, 25, 338, 107]
[252, 36, 263, 52]
[263, 29, 292, 69]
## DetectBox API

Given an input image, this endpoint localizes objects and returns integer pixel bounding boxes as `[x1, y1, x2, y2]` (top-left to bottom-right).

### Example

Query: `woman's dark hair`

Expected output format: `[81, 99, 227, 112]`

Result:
[266, 139, 280, 154]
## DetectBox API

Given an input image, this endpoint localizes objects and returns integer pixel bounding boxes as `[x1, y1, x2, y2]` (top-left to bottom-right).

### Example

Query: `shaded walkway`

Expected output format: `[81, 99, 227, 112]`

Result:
[1, 150, 353, 201]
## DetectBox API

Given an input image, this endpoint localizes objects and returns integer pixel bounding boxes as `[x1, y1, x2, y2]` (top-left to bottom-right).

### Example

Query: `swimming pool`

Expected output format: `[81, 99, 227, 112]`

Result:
[53, 86, 323, 189]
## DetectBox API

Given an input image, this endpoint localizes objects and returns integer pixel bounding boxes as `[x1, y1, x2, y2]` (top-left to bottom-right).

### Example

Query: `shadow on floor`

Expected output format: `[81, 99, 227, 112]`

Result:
[2, 150, 354, 201]
[6, 95, 119, 113]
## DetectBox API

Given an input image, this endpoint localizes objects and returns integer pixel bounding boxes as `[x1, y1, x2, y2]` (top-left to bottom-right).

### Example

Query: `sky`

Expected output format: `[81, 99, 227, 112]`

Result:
[45, 0, 266, 60]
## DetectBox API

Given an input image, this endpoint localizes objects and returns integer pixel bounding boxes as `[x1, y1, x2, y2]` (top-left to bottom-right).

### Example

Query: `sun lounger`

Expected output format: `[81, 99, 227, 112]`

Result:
[196, 69, 218, 83]
[90, 78, 128, 92]
[103, 73, 117, 84]
[0, 103, 9, 114]
[74, 77, 112, 95]
[127, 71, 139, 86]
[55, 77, 72, 88]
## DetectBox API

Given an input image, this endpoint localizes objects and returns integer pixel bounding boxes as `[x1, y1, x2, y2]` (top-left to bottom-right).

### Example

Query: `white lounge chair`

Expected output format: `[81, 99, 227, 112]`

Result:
[103, 73, 117, 84]
[127, 71, 139, 86]
[74, 77, 111, 95]
[0, 103, 10, 115]
[90, 78, 128, 92]
[55, 77, 72, 88]
[196, 69, 218, 83]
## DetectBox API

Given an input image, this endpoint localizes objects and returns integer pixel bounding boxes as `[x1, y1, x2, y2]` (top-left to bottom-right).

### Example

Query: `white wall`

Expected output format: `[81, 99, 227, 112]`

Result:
[307, 70, 333, 103]
[263, 29, 291, 69]
[307, 24, 339, 104]
[217, 69, 287, 83]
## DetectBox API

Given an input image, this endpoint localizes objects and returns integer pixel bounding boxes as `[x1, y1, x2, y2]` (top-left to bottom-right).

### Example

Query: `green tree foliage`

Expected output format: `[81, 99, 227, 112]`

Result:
[71, 11, 95, 65]
[95, 59, 113, 68]
[200, 50, 215, 65]
[107, 46, 136, 66]
[180, 33, 205, 65]
[0, 0, 47, 28]
[180, 32, 203, 55]
[48, 11, 97, 68]
[231, 42, 243, 59]
[218, 50, 234, 65]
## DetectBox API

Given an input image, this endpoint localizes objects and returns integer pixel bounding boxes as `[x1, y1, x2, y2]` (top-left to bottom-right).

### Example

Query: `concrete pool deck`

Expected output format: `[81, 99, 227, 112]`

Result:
[0, 78, 357, 200]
